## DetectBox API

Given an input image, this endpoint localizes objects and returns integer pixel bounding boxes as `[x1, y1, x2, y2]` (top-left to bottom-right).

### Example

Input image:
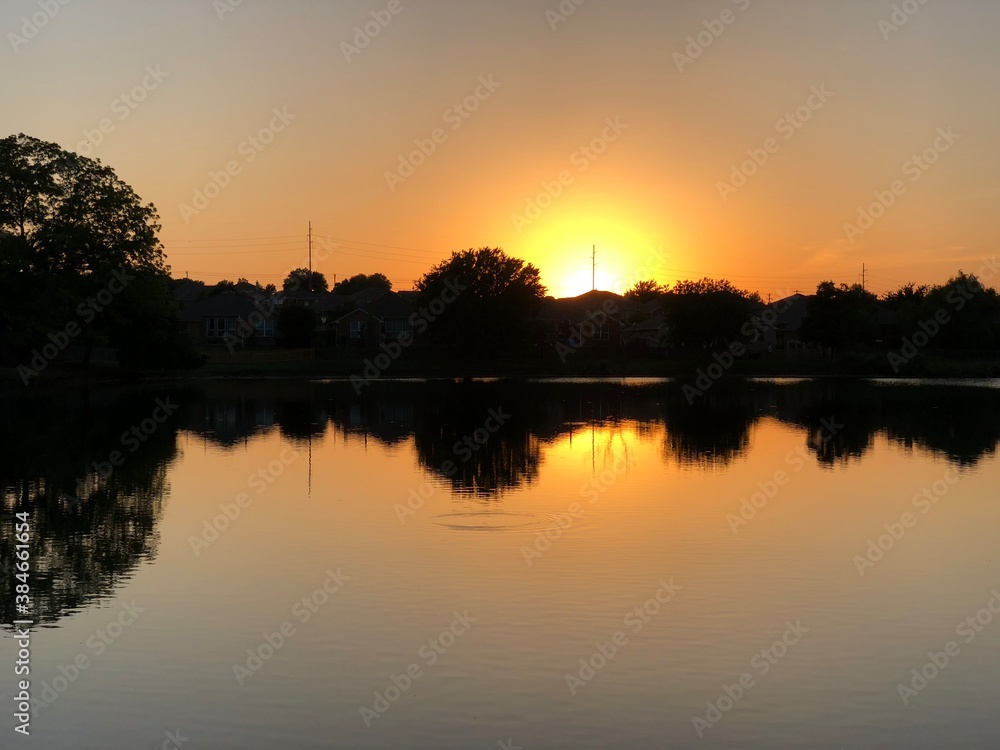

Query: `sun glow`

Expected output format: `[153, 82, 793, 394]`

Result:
[517, 203, 678, 298]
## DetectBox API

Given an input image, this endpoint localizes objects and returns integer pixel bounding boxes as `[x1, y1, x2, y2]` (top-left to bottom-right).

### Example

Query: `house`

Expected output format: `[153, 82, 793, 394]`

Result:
[331, 307, 381, 348]
[537, 290, 625, 350]
[623, 314, 670, 350]
[369, 291, 420, 341]
[178, 292, 275, 347]
[172, 279, 206, 310]
[771, 293, 810, 350]
[274, 287, 324, 309]
[328, 291, 420, 348]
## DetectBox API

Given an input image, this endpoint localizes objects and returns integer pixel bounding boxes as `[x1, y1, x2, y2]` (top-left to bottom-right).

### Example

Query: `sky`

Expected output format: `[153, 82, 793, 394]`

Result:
[2, 0, 998, 299]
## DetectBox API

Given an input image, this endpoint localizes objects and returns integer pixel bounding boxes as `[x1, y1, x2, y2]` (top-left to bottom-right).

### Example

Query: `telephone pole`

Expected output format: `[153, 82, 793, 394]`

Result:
[308, 221, 313, 276]
[861, 262, 869, 291]
[592, 245, 596, 292]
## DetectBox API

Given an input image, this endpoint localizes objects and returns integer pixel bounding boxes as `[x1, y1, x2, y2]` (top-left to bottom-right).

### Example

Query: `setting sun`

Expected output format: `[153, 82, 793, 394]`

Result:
[520, 204, 676, 297]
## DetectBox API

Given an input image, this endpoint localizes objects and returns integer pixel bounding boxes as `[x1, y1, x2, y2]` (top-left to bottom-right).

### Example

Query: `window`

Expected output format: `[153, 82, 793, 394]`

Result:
[350, 320, 367, 339]
[205, 317, 225, 338]
[385, 318, 411, 337]
[255, 319, 274, 338]
[594, 324, 611, 341]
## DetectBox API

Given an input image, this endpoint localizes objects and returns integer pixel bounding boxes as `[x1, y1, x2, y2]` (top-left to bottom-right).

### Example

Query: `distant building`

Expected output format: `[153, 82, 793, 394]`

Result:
[178, 292, 274, 347]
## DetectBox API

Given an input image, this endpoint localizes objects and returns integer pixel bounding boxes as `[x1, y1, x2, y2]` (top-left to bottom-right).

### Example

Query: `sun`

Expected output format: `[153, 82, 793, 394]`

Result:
[517, 205, 677, 298]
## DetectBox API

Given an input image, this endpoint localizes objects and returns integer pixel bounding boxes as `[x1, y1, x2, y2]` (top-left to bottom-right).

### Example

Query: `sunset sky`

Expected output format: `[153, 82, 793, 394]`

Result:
[3, 0, 998, 298]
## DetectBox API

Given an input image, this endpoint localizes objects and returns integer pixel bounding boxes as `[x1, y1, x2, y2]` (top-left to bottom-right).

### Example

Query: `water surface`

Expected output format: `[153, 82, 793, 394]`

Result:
[3, 378, 1000, 749]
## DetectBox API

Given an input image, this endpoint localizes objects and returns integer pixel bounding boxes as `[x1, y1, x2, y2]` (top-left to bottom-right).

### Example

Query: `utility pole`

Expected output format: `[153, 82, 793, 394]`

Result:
[861, 262, 869, 291]
[308, 221, 313, 277]
[592, 245, 596, 292]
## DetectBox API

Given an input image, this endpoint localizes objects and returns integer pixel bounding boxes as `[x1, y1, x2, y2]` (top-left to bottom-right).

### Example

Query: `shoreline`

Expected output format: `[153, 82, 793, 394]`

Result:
[5, 353, 1000, 390]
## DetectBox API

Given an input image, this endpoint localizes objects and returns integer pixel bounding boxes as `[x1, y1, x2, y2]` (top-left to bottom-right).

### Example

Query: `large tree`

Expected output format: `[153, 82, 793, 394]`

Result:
[416, 247, 546, 354]
[282, 267, 328, 294]
[334, 272, 391, 296]
[0, 133, 193, 370]
[662, 278, 761, 350]
[800, 281, 880, 350]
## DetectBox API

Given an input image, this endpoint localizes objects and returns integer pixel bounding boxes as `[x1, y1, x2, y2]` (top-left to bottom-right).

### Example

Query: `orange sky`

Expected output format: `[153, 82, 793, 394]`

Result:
[3, 0, 998, 298]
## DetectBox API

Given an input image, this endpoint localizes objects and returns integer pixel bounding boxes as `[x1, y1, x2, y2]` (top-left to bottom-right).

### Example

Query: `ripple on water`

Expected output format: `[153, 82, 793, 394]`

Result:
[431, 511, 577, 534]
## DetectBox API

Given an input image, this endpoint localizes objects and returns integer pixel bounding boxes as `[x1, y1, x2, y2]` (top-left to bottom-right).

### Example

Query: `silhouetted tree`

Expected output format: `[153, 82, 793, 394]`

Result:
[662, 278, 761, 350]
[800, 281, 879, 350]
[416, 247, 546, 354]
[0, 133, 193, 370]
[917, 272, 1000, 350]
[334, 273, 392, 296]
[283, 267, 328, 293]
[625, 279, 668, 303]
[210, 279, 238, 296]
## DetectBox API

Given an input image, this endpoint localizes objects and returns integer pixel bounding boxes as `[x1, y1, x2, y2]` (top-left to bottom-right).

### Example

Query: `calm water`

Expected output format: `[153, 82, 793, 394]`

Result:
[3, 378, 1000, 749]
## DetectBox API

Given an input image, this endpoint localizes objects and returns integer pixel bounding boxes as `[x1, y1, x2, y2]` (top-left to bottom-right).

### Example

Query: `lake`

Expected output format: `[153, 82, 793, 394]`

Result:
[3, 377, 1000, 749]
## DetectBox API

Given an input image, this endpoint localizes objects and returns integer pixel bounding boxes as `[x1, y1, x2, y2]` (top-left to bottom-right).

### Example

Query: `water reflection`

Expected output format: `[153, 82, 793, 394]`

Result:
[0, 387, 182, 626]
[3, 378, 1000, 626]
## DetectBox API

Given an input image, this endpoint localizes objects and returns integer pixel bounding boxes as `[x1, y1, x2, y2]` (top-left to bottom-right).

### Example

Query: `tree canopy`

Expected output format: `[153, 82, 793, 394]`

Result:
[662, 277, 761, 350]
[625, 279, 668, 303]
[334, 272, 392, 296]
[416, 247, 546, 354]
[282, 267, 328, 293]
[800, 281, 880, 350]
[0, 133, 194, 370]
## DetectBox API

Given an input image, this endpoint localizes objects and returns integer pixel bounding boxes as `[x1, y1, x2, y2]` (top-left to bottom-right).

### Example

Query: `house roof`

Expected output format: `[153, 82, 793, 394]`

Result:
[369, 291, 417, 319]
[316, 292, 349, 314]
[349, 287, 392, 307]
[172, 279, 206, 304]
[772, 293, 810, 331]
[538, 290, 624, 322]
[178, 292, 262, 322]
[332, 307, 381, 324]
[629, 313, 668, 332]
